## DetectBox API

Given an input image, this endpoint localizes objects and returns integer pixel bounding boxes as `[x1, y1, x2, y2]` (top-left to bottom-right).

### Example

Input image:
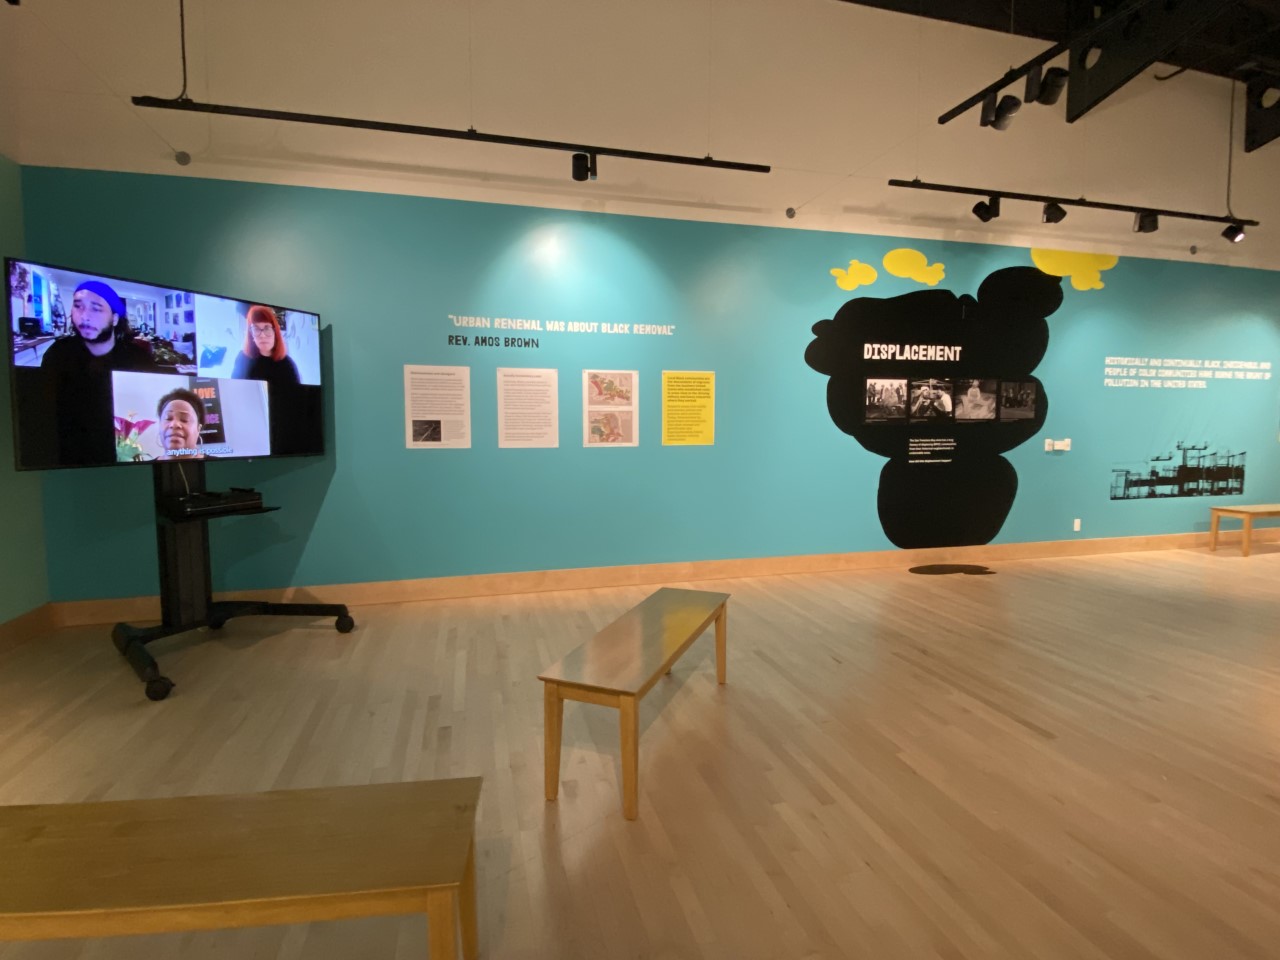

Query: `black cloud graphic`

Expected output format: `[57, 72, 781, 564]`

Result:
[805, 266, 1063, 548]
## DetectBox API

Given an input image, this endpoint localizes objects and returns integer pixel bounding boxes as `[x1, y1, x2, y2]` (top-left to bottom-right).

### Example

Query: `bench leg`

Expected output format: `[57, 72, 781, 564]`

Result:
[1243, 516, 1253, 557]
[459, 839, 479, 960]
[426, 888, 458, 959]
[544, 682, 563, 802]
[620, 694, 639, 820]
[1209, 511, 1220, 552]
[715, 603, 727, 685]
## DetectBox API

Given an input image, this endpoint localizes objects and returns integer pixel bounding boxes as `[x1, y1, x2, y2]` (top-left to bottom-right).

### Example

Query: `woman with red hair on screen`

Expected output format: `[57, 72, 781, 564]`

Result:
[232, 305, 300, 385]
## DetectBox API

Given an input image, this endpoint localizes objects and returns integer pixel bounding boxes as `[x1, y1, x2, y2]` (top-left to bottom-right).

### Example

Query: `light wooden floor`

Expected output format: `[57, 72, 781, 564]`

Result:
[3, 547, 1280, 959]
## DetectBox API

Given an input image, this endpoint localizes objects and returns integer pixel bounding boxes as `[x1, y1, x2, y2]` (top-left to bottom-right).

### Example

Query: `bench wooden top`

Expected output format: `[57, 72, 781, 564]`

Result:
[538, 587, 728, 698]
[1210, 504, 1280, 517]
[0, 777, 482, 941]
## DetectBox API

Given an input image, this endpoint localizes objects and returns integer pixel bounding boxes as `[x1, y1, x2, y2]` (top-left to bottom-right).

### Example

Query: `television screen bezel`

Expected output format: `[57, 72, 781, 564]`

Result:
[5, 255, 327, 472]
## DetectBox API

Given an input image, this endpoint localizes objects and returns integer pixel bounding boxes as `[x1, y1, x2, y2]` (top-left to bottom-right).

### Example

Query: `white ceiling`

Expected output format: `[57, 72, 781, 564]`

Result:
[2, 0, 1276, 269]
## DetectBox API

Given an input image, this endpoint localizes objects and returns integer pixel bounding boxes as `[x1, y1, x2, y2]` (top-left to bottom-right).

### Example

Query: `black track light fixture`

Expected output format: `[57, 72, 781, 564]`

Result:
[571, 152, 597, 182]
[994, 96, 1022, 130]
[972, 196, 1001, 222]
[1222, 222, 1246, 243]
[1024, 64, 1070, 107]
[1042, 202, 1068, 224]
[1036, 67, 1070, 106]
[980, 92, 1022, 131]
[1133, 211, 1159, 233]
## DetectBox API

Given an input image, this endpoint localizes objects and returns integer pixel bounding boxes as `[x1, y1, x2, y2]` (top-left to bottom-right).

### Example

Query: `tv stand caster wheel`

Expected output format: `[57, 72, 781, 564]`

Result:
[336, 615, 355, 634]
[145, 676, 175, 701]
[208, 617, 226, 631]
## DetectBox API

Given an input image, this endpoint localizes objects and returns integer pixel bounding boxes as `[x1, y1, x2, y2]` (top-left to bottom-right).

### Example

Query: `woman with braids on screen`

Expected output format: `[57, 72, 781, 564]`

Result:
[232, 305, 300, 385]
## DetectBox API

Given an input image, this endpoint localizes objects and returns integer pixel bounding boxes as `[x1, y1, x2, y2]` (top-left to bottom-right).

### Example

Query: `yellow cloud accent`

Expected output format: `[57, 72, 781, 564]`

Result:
[882, 248, 945, 286]
[830, 259, 878, 291]
[1030, 248, 1120, 291]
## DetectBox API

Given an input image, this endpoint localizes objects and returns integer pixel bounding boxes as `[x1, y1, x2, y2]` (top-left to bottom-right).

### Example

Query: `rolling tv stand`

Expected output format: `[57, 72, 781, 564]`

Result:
[111, 461, 354, 701]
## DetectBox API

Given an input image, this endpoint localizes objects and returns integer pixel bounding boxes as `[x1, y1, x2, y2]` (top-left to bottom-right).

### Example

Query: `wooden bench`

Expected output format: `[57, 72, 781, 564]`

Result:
[1209, 504, 1280, 556]
[539, 587, 729, 820]
[0, 778, 482, 959]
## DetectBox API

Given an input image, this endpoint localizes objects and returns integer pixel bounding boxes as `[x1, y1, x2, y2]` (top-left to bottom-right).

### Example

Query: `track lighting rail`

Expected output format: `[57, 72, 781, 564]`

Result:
[131, 96, 771, 178]
[888, 178, 1256, 228]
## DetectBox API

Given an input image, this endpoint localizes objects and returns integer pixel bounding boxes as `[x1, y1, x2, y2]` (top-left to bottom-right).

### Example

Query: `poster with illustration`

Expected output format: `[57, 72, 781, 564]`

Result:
[584, 369, 639, 446]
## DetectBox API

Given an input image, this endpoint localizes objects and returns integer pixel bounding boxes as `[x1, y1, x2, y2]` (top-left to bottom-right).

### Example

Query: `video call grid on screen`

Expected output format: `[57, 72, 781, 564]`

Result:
[7, 257, 326, 469]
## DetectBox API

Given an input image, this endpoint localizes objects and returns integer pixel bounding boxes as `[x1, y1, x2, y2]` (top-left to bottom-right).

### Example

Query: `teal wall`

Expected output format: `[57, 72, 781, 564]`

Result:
[0, 157, 49, 621]
[20, 167, 1280, 602]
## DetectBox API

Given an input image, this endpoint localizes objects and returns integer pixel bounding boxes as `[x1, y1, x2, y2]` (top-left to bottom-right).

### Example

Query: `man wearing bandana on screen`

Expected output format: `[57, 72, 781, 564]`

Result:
[41, 281, 154, 374]
[40, 280, 156, 464]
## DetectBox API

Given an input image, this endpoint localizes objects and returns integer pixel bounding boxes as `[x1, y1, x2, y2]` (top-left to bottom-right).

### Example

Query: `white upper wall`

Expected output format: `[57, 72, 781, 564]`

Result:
[2, 0, 1275, 269]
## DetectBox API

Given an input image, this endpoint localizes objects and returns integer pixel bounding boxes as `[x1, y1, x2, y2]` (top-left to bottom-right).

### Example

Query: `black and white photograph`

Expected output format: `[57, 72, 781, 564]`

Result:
[909, 378, 954, 421]
[412, 418, 442, 443]
[999, 380, 1037, 420]
[953, 378, 997, 421]
[864, 377, 907, 422]
[1110, 443, 1246, 499]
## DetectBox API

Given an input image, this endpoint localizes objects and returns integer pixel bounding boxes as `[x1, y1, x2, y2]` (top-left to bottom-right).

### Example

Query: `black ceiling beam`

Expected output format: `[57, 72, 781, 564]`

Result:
[836, 0, 1070, 41]
[938, 0, 1160, 125]
[1245, 74, 1280, 151]
[131, 96, 771, 174]
[844, 1, 1280, 84]
[887, 178, 1259, 227]
[1066, 0, 1227, 121]
[938, 0, 1249, 128]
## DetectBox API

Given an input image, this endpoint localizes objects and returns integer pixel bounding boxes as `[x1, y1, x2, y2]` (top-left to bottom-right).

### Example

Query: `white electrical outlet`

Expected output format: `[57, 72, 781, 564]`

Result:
[1061, 438, 1072, 451]
[1044, 438, 1054, 451]
[1073, 518, 1082, 532]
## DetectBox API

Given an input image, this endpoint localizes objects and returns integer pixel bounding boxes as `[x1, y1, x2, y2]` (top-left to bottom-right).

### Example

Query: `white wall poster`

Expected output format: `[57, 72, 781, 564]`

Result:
[498, 367, 559, 448]
[405, 364, 471, 449]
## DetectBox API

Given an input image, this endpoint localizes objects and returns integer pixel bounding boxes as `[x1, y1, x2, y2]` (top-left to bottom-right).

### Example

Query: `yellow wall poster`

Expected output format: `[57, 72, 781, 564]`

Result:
[662, 371, 715, 445]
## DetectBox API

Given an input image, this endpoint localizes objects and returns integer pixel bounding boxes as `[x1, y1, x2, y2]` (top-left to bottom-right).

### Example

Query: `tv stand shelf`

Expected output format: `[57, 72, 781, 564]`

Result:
[112, 462, 353, 701]
[160, 504, 281, 523]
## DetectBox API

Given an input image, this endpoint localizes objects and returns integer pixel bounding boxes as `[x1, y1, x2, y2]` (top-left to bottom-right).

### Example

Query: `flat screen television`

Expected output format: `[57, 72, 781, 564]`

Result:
[6, 258, 324, 470]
